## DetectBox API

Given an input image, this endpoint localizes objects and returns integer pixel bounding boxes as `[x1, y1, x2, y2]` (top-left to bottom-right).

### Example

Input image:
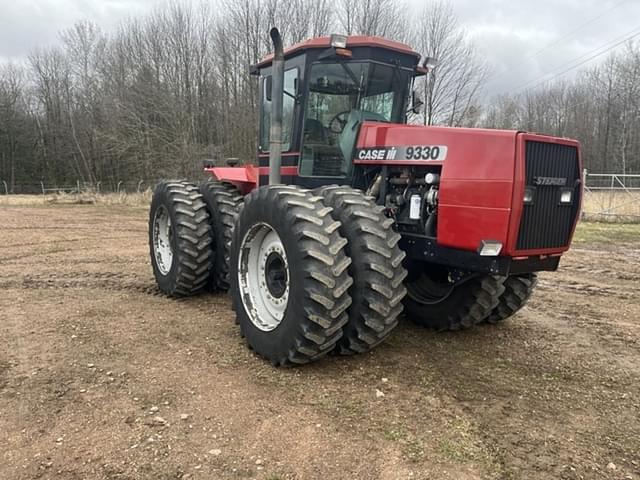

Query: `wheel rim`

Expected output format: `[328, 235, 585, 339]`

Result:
[153, 205, 173, 275]
[238, 222, 290, 331]
[406, 270, 455, 305]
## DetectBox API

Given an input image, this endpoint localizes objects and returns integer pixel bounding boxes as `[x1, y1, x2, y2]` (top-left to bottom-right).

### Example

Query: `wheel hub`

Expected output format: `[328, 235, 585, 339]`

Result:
[153, 205, 173, 275]
[238, 223, 290, 331]
[264, 251, 287, 298]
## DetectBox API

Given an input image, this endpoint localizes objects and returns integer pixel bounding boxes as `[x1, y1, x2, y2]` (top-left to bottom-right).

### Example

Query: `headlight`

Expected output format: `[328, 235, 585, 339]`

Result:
[560, 188, 573, 205]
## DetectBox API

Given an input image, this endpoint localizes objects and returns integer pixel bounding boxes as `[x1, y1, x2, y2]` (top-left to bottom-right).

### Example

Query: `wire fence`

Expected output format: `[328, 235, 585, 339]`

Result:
[583, 172, 640, 222]
[0, 180, 156, 195]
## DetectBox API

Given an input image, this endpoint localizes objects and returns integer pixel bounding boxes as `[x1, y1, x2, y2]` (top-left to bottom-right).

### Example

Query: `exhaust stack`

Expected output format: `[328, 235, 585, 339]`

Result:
[268, 27, 284, 185]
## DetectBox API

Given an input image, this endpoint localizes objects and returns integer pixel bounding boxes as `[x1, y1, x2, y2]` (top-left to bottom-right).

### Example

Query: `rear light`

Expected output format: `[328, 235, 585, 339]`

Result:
[478, 240, 503, 256]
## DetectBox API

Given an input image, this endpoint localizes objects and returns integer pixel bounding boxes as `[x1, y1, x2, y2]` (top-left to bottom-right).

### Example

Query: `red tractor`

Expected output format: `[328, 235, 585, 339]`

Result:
[149, 29, 582, 366]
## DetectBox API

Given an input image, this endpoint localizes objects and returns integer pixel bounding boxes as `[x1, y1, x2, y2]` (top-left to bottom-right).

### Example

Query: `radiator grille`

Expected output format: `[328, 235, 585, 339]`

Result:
[516, 141, 580, 250]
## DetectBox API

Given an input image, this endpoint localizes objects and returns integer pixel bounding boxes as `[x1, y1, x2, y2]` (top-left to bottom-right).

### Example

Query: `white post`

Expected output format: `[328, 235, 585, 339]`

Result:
[137, 180, 144, 193]
[117, 181, 123, 193]
[1, 180, 7, 195]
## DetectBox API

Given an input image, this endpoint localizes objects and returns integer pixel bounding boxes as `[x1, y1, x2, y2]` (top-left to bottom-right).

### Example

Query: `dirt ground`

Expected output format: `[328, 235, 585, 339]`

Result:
[1, 204, 639, 480]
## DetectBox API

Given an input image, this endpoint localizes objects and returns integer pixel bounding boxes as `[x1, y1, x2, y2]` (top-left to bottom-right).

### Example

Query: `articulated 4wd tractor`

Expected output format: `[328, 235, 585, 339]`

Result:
[149, 29, 582, 366]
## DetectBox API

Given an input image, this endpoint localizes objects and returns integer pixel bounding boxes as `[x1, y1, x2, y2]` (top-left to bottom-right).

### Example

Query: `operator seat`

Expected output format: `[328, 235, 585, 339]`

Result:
[303, 118, 326, 143]
[338, 110, 387, 176]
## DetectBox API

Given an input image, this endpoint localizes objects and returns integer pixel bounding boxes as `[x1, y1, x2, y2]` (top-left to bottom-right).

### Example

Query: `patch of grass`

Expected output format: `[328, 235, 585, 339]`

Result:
[435, 416, 498, 468]
[383, 428, 406, 442]
[382, 427, 425, 462]
[572, 221, 640, 244]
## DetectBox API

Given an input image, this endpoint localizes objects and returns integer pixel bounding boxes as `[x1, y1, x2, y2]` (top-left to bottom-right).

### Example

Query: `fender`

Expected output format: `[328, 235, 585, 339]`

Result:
[204, 165, 298, 194]
[204, 165, 259, 194]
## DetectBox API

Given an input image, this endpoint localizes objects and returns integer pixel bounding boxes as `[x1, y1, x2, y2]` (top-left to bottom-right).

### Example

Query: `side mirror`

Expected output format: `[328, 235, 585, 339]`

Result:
[265, 76, 272, 102]
[411, 90, 424, 115]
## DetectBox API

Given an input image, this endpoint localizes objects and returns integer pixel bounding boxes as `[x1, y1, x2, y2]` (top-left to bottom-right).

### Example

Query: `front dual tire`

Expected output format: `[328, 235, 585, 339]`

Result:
[230, 186, 353, 366]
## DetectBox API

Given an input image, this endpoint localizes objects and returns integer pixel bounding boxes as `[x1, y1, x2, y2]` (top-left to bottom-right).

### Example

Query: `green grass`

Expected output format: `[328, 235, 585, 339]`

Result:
[572, 221, 640, 244]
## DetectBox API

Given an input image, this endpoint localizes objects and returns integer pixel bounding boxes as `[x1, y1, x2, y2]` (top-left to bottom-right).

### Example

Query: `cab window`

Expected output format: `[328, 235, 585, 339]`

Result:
[299, 61, 409, 177]
[260, 68, 298, 152]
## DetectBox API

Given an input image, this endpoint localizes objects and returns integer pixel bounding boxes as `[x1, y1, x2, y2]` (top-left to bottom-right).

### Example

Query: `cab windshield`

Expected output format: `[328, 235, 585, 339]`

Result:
[300, 61, 410, 177]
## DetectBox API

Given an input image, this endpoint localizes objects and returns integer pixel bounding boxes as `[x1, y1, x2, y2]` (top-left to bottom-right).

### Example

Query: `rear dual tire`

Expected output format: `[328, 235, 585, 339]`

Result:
[199, 181, 243, 291]
[149, 181, 213, 297]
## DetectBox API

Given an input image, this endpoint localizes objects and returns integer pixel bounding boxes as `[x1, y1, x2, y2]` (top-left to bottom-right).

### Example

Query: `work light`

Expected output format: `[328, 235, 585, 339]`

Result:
[330, 34, 347, 49]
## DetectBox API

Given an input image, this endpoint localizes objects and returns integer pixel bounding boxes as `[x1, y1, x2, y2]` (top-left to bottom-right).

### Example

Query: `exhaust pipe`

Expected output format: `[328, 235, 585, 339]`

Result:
[268, 27, 284, 185]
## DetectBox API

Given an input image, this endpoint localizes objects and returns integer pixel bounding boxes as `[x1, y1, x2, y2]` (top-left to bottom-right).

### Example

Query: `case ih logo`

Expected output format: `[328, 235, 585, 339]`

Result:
[356, 145, 448, 161]
[533, 176, 567, 186]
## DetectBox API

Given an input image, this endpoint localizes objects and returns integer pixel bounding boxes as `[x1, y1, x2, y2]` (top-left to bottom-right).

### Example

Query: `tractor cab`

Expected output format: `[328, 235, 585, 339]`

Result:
[251, 35, 424, 188]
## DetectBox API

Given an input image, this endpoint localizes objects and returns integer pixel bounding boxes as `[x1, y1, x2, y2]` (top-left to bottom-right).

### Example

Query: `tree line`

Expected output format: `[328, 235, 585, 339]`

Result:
[0, 0, 638, 193]
[485, 42, 640, 176]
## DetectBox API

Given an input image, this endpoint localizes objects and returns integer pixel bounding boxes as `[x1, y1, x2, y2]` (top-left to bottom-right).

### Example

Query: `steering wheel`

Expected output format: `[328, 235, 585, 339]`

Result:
[328, 111, 350, 133]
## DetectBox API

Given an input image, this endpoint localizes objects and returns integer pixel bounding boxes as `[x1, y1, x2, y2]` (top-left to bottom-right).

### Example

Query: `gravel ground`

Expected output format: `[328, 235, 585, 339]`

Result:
[1, 204, 639, 480]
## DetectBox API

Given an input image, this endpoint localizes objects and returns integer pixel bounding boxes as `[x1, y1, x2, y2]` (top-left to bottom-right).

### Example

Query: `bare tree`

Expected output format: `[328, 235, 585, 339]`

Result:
[411, 0, 488, 127]
[337, 0, 407, 40]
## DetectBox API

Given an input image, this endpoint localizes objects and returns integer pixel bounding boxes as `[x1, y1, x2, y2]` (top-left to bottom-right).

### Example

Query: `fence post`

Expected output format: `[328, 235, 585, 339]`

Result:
[96, 181, 101, 194]
[137, 180, 144, 193]
[41, 181, 45, 195]
[581, 169, 587, 220]
[117, 181, 123, 193]
[77, 180, 81, 194]
[1, 180, 7, 195]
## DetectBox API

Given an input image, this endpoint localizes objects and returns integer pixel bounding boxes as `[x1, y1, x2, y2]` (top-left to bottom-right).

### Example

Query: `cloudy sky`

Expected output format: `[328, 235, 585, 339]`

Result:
[0, 0, 639, 97]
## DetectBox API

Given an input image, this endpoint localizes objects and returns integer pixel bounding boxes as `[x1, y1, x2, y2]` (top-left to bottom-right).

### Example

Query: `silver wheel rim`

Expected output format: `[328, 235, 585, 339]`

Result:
[153, 205, 173, 275]
[238, 222, 290, 331]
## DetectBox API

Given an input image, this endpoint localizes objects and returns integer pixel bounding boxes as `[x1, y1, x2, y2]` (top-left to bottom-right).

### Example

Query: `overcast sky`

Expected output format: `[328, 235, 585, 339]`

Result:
[1, 0, 639, 98]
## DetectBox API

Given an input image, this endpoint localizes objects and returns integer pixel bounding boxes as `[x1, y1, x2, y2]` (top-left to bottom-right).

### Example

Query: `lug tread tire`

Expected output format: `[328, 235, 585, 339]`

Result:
[149, 180, 213, 297]
[230, 185, 353, 367]
[485, 273, 538, 324]
[404, 274, 506, 331]
[317, 186, 408, 354]
[199, 181, 243, 291]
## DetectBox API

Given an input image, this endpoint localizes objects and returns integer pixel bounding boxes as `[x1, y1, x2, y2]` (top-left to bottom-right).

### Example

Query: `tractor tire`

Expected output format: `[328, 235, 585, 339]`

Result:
[230, 185, 353, 366]
[149, 180, 213, 297]
[403, 269, 506, 330]
[484, 273, 538, 324]
[199, 181, 243, 291]
[317, 186, 407, 355]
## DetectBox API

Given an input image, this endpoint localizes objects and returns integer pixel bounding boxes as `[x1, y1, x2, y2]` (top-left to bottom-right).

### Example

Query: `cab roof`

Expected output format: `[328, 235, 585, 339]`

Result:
[253, 35, 421, 69]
